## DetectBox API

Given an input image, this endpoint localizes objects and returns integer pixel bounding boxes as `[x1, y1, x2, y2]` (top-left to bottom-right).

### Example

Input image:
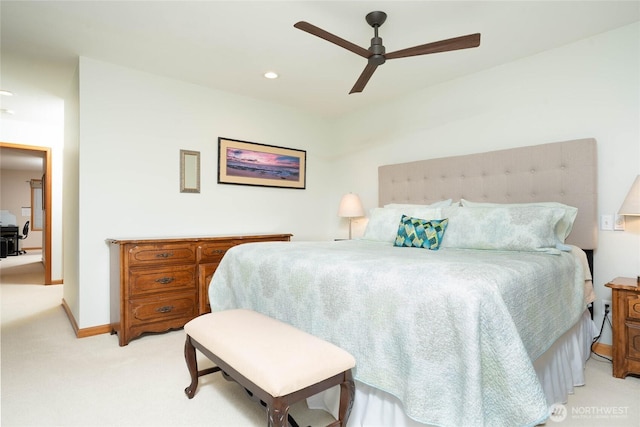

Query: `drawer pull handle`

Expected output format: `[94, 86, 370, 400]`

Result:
[214, 249, 225, 254]
[156, 305, 174, 313]
[156, 252, 174, 258]
[155, 277, 175, 285]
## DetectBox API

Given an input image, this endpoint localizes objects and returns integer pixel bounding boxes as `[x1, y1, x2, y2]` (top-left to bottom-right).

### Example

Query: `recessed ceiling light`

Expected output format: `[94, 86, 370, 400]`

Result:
[1, 108, 15, 114]
[264, 71, 278, 79]
[0, 90, 13, 96]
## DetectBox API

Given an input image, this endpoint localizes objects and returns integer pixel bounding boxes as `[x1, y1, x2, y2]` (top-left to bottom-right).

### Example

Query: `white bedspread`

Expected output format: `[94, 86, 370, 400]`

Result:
[208, 240, 586, 427]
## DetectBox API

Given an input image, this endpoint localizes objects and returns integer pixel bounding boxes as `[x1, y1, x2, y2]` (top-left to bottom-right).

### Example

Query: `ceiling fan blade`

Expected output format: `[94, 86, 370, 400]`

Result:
[294, 21, 371, 58]
[385, 33, 481, 60]
[349, 64, 378, 94]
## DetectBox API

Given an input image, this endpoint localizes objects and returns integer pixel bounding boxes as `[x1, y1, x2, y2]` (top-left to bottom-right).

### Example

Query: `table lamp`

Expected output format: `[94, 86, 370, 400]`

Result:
[338, 193, 364, 239]
[618, 174, 640, 282]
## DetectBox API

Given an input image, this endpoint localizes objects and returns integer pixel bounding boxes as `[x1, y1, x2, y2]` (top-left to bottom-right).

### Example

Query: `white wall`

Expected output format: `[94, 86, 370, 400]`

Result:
[77, 57, 336, 328]
[63, 63, 80, 320]
[332, 23, 640, 345]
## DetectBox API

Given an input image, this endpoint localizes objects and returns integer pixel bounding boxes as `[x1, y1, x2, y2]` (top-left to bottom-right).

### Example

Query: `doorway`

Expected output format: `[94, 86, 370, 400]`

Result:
[0, 142, 52, 285]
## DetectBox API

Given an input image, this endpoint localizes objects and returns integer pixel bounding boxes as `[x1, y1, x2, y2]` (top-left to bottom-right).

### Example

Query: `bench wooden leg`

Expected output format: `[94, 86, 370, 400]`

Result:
[267, 398, 289, 427]
[184, 336, 199, 399]
[184, 335, 223, 399]
[337, 370, 355, 427]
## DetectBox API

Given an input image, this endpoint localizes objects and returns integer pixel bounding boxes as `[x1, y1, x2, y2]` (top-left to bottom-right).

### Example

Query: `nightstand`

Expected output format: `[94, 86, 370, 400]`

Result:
[605, 276, 640, 378]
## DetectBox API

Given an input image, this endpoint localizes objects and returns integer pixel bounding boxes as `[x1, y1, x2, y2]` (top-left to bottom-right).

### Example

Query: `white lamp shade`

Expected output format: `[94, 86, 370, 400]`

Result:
[619, 175, 640, 216]
[338, 193, 364, 218]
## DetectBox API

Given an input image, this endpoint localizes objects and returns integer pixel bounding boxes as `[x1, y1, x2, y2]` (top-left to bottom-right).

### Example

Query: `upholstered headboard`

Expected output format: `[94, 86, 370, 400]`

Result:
[379, 138, 597, 249]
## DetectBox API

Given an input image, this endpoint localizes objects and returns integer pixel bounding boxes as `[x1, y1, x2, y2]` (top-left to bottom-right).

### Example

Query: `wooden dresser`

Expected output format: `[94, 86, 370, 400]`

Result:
[108, 234, 292, 346]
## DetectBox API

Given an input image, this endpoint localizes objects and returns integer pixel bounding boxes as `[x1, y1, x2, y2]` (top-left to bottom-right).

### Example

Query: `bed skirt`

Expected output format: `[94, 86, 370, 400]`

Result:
[307, 309, 596, 426]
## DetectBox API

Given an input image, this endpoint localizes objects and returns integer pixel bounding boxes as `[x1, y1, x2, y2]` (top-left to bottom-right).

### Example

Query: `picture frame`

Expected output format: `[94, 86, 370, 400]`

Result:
[180, 149, 201, 193]
[218, 137, 306, 189]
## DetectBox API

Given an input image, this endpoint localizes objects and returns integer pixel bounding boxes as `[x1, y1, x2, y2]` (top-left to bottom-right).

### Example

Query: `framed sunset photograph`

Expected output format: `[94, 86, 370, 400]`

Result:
[217, 137, 307, 189]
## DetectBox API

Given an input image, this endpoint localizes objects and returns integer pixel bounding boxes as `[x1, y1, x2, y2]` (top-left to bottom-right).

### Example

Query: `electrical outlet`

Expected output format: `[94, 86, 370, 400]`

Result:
[602, 299, 612, 318]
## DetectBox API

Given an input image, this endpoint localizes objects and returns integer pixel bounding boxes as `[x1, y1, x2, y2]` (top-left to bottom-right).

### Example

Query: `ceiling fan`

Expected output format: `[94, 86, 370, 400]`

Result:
[294, 11, 481, 94]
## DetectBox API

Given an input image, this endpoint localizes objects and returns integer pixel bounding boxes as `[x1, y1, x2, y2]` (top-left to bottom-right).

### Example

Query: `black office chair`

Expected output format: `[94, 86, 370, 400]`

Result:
[18, 220, 29, 255]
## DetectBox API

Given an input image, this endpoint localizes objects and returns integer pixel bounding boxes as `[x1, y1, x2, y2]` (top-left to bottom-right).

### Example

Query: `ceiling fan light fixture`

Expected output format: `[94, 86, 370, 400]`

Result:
[264, 71, 279, 79]
[0, 90, 14, 96]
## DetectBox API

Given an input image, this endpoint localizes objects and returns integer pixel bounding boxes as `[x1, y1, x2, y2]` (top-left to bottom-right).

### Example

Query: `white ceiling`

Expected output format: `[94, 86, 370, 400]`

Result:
[0, 1, 638, 121]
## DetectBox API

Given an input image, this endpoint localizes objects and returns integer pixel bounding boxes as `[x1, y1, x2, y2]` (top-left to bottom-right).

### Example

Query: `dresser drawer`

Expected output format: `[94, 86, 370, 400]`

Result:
[129, 265, 196, 297]
[128, 243, 196, 266]
[627, 295, 640, 321]
[627, 322, 640, 361]
[198, 241, 234, 263]
[129, 293, 197, 326]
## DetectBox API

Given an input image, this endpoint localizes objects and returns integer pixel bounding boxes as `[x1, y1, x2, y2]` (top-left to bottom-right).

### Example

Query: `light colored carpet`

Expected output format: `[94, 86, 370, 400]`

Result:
[0, 251, 46, 285]
[1, 252, 639, 426]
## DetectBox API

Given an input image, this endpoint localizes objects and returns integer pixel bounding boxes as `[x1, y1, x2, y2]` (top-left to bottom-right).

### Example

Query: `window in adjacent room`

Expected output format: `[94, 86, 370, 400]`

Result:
[30, 179, 43, 231]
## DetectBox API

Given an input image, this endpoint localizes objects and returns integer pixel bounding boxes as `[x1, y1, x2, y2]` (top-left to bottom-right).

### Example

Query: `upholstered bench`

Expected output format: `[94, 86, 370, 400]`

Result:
[183, 309, 356, 427]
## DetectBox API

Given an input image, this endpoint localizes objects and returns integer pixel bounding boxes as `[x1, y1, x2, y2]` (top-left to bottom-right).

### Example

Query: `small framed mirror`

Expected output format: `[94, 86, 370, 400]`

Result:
[180, 150, 200, 193]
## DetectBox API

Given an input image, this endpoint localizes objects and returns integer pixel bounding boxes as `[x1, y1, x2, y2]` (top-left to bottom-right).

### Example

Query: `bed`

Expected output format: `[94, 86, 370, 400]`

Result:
[208, 138, 598, 427]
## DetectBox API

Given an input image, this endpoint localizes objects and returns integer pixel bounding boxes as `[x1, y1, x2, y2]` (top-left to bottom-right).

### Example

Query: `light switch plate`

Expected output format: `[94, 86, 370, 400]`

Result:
[601, 214, 614, 231]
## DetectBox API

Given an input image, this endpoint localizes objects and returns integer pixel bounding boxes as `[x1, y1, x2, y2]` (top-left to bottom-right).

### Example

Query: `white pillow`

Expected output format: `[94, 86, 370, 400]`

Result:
[460, 199, 577, 242]
[440, 206, 565, 252]
[384, 199, 453, 209]
[362, 207, 441, 243]
[440, 204, 461, 219]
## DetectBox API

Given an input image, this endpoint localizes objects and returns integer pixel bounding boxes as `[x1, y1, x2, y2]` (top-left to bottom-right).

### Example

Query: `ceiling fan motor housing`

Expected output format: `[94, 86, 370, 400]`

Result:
[369, 37, 386, 65]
